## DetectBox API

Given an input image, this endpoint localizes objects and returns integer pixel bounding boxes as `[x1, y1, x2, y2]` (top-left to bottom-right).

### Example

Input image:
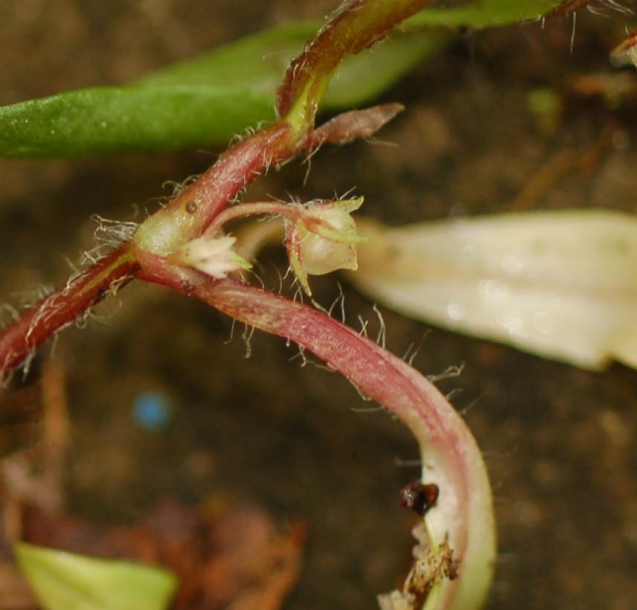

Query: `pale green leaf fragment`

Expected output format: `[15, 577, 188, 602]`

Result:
[14, 542, 178, 610]
[352, 210, 637, 370]
[405, 0, 565, 29]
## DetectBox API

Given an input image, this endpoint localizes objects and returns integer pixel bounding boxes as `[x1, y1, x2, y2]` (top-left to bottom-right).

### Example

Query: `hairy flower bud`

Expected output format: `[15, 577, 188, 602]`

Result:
[170, 235, 252, 279]
[286, 197, 366, 295]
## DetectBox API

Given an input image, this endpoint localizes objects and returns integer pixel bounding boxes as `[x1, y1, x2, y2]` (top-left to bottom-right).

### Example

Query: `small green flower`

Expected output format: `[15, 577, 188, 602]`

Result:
[286, 197, 366, 295]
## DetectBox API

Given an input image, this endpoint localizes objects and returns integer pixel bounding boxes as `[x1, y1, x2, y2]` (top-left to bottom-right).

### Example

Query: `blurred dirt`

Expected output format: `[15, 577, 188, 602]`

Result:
[2, 1, 637, 609]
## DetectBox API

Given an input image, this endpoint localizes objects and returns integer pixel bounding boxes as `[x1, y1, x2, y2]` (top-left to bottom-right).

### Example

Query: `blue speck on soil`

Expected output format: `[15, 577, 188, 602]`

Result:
[132, 392, 172, 430]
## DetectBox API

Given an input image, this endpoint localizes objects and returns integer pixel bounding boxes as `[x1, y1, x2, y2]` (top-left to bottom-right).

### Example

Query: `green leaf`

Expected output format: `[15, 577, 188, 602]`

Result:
[0, 21, 316, 158]
[0, 22, 442, 158]
[1, 86, 275, 158]
[405, 0, 565, 28]
[14, 542, 178, 610]
[139, 21, 319, 92]
[0, 0, 566, 158]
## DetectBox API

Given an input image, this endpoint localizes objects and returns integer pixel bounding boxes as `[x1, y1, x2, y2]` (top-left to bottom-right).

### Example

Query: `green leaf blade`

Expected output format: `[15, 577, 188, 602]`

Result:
[14, 542, 178, 610]
[0, 86, 274, 158]
[405, 0, 565, 29]
[0, 0, 566, 158]
[0, 21, 444, 158]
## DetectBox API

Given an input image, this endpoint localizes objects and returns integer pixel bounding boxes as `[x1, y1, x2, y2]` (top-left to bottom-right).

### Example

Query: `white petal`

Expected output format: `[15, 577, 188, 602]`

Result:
[174, 235, 251, 279]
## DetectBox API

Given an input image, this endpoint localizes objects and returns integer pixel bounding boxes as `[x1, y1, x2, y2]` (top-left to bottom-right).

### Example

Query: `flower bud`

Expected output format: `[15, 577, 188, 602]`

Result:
[286, 197, 366, 295]
[170, 235, 252, 279]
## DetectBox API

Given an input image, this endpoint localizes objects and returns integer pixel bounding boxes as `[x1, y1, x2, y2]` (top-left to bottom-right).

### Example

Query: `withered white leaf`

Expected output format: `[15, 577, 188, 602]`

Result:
[352, 209, 637, 370]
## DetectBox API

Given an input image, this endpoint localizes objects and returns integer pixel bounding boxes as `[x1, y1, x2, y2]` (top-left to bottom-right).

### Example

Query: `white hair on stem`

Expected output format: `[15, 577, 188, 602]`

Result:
[241, 323, 255, 358]
[79, 216, 138, 268]
[427, 364, 464, 384]
[373, 303, 387, 350]
[161, 174, 201, 198]
[588, 0, 633, 15]
[358, 315, 369, 338]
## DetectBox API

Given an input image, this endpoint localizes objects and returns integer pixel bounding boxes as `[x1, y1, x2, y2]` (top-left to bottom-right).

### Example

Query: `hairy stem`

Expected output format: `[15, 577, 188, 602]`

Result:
[277, 0, 433, 127]
[0, 245, 137, 379]
[137, 253, 495, 610]
[0, 0, 419, 379]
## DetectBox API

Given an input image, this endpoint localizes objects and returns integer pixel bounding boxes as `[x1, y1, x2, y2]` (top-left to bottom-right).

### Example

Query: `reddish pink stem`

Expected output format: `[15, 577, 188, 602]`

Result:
[169, 123, 296, 238]
[0, 105, 401, 378]
[0, 125, 295, 378]
[277, 0, 432, 119]
[0, 246, 138, 378]
[136, 253, 495, 610]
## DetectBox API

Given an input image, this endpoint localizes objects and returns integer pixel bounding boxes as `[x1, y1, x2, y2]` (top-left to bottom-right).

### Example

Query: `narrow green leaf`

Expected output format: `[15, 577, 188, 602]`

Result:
[143, 21, 447, 116]
[14, 542, 178, 610]
[405, 0, 565, 28]
[0, 22, 443, 158]
[142, 19, 446, 110]
[140, 21, 319, 91]
[0, 0, 565, 159]
[1, 86, 274, 158]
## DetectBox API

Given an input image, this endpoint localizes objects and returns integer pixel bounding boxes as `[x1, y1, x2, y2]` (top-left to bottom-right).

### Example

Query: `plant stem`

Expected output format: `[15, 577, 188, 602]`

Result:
[277, 0, 433, 126]
[0, 246, 137, 379]
[205, 201, 304, 236]
[0, 0, 422, 380]
[137, 254, 495, 610]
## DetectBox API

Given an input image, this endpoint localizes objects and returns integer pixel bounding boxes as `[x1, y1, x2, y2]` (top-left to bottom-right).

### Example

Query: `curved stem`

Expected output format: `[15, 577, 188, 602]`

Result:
[205, 201, 304, 236]
[277, 0, 433, 126]
[0, 102, 403, 382]
[137, 254, 496, 610]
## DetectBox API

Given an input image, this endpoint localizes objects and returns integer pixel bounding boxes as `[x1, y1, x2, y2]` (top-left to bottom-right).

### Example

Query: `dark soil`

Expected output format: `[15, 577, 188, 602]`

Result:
[2, 1, 637, 609]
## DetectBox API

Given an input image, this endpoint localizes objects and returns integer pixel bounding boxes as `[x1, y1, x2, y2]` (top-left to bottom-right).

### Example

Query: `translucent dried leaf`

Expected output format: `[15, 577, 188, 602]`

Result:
[353, 210, 637, 370]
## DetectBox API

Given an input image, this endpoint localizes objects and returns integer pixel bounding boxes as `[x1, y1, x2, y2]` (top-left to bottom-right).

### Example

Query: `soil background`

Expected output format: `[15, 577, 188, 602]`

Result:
[2, 1, 637, 609]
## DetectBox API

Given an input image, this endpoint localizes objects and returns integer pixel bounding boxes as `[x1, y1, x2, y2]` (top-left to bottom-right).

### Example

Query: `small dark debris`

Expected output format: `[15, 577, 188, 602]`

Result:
[399, 482, 439, 517]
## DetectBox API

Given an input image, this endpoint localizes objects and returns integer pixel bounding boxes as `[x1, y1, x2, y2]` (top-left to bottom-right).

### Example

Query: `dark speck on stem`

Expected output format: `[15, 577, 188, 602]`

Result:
[399, 481, 439, 516]
[92, 287, 107, 306]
